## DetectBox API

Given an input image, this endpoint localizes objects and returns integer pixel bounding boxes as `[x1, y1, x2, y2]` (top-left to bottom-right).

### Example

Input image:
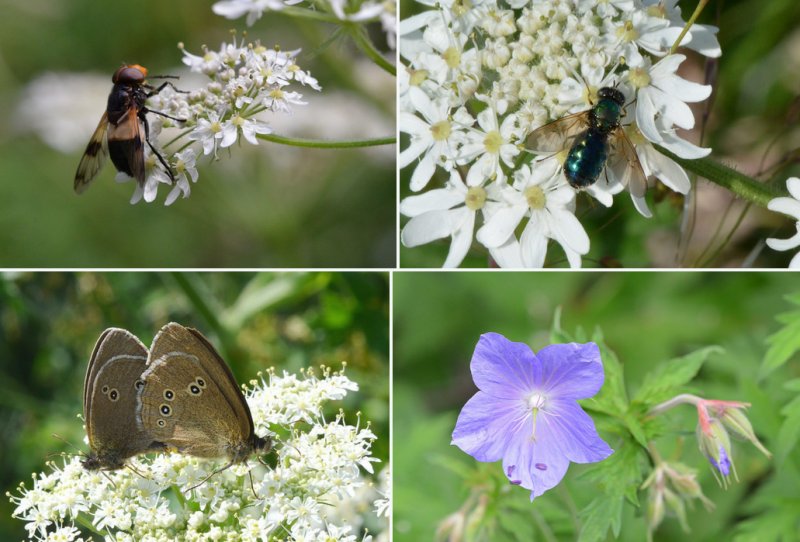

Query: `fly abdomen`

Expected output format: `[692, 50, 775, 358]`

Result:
[564, 130, 608, 189]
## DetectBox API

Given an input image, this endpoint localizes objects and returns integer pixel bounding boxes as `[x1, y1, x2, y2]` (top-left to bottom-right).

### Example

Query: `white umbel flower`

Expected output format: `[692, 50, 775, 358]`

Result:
[9, 368, 385, 542]
[400, 0, 720, 267]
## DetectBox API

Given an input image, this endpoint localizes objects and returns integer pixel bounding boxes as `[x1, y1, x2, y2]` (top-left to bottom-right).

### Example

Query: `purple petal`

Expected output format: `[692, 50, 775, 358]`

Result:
[539, 399, 614, 464]
[709, 445, 730, 476]
[535, 342, 604, 399]
[452, 391, 527, 462]
[471, 333, 541, 399]
[500, 421, 571, 500]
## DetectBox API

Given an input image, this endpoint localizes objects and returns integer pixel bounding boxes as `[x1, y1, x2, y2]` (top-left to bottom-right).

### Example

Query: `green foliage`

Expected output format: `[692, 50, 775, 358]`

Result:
[633, 346, 723, 406]
[394, 272, 798, 542]
[761, 293, 800, 378]
[0, 272, 389, 540]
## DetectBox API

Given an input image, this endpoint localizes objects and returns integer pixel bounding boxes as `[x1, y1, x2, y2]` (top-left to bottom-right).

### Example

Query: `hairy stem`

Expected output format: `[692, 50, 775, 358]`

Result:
[348, 25, 396, 76]
[655, 146, 780, 207]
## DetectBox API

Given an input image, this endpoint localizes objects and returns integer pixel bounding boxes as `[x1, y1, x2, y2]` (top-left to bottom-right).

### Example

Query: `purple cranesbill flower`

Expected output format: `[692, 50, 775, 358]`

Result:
[451, 333, 614, 501]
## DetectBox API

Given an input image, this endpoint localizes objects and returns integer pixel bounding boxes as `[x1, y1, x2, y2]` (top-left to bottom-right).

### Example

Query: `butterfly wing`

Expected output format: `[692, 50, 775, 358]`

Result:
[138, 323, 254, 460]
[74, 112, 110, 194]
[526, 111, 591, 153]
[83, 328, 162, 469]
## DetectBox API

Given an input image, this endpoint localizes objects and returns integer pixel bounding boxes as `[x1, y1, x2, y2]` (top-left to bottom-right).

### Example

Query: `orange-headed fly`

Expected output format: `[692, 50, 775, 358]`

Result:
[74, 64, 185, 194]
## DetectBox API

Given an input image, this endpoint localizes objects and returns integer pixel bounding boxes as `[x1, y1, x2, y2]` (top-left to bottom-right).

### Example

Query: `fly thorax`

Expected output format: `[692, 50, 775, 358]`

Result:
[591, 100, 622, 133]
[465, 186, 487, 210]
[524, 186, 546, 210]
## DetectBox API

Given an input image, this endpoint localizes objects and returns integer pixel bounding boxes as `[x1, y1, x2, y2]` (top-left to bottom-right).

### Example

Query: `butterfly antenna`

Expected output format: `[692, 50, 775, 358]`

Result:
[50, 434, 86, 461]
[100, 471, 118, 489]
[124, 462, 150, 480]
[183, 461, 233, 493]
[248, 470, 258, 499]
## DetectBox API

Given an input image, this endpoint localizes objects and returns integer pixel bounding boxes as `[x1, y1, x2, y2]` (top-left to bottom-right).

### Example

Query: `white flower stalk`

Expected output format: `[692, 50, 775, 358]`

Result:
[766, 177, 800, 268]
[8, 367, 385, 542]
[400, 0, 719, 267]
[130, 37, 320, 205]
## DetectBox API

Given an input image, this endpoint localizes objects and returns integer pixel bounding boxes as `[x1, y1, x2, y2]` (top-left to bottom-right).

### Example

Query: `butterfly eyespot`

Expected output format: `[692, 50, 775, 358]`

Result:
[109, 389, 119, 401]
[157, 419, 165, 427]
[102, 385, 109, 394]
[188, 384, 202, 395]
[163, 389, 174, 400]
[160, 404, 171, 416]
[195, 377, 206, 388]
[134, 380, 145, 390]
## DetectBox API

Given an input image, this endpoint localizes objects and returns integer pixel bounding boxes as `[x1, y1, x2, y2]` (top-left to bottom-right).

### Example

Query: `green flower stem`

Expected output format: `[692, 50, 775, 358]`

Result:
[257, 133, 395, 148]
[281, 6, 342, 23]
[670, 0, 710, 54]
[655, 145, 779, 207]
[348, 25, 396, 76]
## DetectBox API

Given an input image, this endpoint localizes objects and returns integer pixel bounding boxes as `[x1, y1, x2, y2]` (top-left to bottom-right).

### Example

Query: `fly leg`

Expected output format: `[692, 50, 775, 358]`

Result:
[139, 110, 177, 184]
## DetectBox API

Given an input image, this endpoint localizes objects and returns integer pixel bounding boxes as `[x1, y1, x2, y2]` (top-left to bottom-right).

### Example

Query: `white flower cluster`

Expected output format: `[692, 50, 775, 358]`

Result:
[134, 37, 321, 205]
[213, 0, 397, 50]
[399, 0, 720, 268]
[8, 368, 385, 542]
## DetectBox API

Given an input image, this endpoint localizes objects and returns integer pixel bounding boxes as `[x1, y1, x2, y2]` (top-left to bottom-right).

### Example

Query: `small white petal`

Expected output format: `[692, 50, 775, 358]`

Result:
[477, 204, 527, 247]
[400, 188, 463, 216]
[409, 152, 438, 192]
[401, 210, 453, 246]
[444, 211, 476, 268]
[766, 229, 800, 252]
[768, 198, 800, 221]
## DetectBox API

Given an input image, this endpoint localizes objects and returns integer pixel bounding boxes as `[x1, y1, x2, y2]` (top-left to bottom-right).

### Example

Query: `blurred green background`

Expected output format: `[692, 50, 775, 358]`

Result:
[0, 271, 389, 540]
[394, 272, 799, 541]
[400, 0, 800, 267]
[0, 0, 395, 267]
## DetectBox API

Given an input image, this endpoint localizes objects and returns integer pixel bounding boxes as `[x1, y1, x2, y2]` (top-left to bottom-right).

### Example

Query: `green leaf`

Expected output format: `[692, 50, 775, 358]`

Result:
[733, 498, 800, 542]
[497, 506, 538, 542]
[761, 316, 800, 378]
[775, 395, 800, 466]
[579, 436, 644, 506]
[577, 495, 623, 542]
[783, 378, 800, 392]
[586, 328, 629, 417]
[622, 411, 648, 448]
[633, 346, 723, 406]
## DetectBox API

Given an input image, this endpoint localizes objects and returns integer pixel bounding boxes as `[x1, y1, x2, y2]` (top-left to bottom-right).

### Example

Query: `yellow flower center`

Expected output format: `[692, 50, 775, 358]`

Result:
[408, 68, 429, 86]
[430, 120, 452, 141]
[483, 130, 503, 153]
[452, 0, 472, 17]
[442, 47, 461, 69]
[617, 20, 639, 43]
[210, 121, 223, 134]
[232, 115, 246, 128]
[465, 187, 487, 210]
[628, 67, 651, 89]
[525, 186, 546, 210]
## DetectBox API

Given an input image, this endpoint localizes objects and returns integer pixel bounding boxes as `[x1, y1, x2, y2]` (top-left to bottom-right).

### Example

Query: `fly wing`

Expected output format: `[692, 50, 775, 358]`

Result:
[74, 112, 109, 194]
[525, 111, 591, 153]
[608, 127, 648, 198]
[107, 107, 145, 186]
